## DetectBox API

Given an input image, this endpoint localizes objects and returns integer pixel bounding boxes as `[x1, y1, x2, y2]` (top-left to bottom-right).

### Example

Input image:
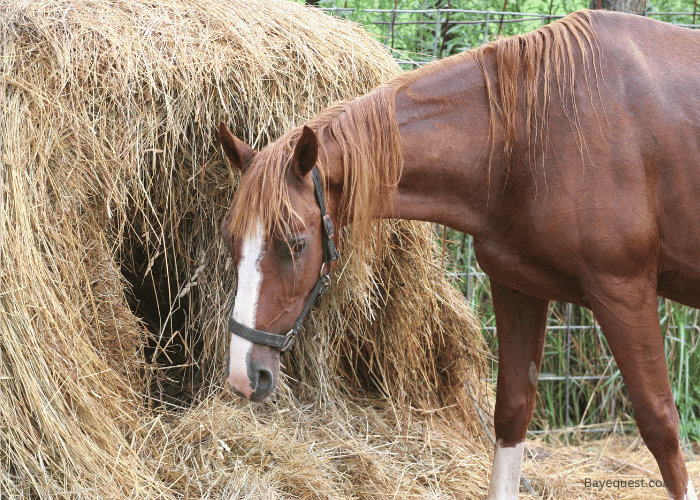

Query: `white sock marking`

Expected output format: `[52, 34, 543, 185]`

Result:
[487, 440, 525, 500]
[669, 478, 698, 500]
[685, 479, 698, 500]
[227, 222, 264, 397]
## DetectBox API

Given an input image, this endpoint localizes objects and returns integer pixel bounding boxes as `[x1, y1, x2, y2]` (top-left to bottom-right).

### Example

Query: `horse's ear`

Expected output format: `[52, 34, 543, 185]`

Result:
[219, 122, 256, 172]
[292, 125, 318, 179]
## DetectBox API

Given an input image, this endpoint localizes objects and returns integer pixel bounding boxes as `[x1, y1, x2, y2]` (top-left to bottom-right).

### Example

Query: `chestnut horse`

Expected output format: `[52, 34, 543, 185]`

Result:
[219, 10, 699, 500]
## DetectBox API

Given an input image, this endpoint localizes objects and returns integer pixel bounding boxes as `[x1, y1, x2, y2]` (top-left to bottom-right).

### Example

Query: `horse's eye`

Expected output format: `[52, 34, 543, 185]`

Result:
[289, 239, 306, 257]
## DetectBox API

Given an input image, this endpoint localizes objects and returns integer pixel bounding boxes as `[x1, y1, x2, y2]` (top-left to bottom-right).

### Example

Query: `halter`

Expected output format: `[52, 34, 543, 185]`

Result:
[228, 166, 339, 352]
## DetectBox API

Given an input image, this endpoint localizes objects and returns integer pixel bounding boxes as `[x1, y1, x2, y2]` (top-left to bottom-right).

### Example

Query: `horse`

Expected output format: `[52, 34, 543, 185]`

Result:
[218, 10, 699, 500]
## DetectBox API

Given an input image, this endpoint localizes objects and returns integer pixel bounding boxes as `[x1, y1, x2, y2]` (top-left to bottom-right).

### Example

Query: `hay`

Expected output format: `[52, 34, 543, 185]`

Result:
[137, 392, 491, 499]
[1, 0, 487, 497]
[521, 435, 699, 499]
[1, 0, 694, 498]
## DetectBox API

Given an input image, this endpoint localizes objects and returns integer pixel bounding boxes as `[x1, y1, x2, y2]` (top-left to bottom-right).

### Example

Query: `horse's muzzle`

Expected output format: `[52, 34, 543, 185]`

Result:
[225, 344, 280, 401]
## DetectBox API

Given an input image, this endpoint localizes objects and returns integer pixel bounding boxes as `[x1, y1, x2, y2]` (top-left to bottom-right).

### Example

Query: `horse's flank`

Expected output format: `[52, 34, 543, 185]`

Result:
[226, 10, 600, 260]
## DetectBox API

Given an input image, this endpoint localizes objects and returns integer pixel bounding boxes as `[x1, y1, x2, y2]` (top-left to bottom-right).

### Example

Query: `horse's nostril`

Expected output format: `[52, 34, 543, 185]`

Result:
[256, 368, 272, 393]
[249, 368, 274, 401]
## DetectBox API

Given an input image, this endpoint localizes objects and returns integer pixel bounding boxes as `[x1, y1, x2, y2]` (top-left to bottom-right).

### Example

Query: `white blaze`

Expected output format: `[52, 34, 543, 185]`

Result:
[227, 222, 264, 397]
[487, 440, 525, 500]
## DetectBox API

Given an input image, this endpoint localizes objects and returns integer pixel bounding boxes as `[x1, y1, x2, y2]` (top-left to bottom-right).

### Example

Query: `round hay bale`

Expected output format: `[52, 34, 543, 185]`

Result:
[1, 0, 488, 498]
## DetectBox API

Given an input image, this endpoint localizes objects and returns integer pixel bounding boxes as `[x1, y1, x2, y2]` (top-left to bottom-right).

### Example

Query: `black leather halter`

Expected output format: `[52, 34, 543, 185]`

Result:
[228, 166, 339, 352]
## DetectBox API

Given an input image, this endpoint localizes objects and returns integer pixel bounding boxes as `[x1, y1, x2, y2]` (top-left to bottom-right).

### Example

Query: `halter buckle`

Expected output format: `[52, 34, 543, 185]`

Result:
[281, 329, 297, 352]
[322, 214, 334, 238]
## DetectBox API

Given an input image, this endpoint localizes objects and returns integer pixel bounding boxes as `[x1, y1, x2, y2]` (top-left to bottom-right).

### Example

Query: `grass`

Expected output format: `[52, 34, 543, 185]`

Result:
[663, 302, 700, 445]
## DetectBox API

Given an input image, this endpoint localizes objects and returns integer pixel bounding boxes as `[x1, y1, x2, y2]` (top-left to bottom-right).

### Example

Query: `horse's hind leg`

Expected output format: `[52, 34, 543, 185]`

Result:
[583, 277, 696, 500]
[487, 280, 549, 500]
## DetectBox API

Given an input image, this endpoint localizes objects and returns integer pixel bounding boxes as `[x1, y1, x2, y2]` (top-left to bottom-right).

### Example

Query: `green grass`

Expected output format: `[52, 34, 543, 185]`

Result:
[663, 302, 700, 445]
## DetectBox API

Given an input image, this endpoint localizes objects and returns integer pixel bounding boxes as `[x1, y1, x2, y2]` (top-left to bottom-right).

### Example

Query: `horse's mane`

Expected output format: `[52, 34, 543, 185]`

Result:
[478, 9, 600, 165]
[394, 9, 600, 165]
[227, 10, 599, 252]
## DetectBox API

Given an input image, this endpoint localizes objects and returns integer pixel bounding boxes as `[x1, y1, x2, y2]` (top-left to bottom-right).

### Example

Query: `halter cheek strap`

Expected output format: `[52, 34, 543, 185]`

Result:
[227, 166, 339, 352]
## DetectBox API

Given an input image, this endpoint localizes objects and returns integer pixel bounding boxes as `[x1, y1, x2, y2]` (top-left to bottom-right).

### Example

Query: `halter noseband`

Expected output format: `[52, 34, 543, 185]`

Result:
[228, 166, 339, 352]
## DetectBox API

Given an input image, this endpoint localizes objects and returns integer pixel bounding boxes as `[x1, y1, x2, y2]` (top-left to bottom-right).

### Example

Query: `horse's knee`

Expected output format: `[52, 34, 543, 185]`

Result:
[494, 391, 534, 445]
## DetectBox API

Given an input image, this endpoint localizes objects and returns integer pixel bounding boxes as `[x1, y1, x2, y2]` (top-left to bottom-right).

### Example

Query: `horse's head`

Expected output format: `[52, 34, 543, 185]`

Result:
[218, 122, 338, 401]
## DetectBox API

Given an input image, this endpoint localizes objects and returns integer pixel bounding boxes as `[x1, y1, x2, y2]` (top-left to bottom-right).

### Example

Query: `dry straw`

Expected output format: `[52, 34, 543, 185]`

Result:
[2, 0, 696, 498]
[1, 0, 486, 497]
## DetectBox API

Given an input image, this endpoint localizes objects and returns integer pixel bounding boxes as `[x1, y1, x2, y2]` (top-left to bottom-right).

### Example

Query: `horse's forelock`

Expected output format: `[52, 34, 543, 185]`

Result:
[228, 129, 303, 244]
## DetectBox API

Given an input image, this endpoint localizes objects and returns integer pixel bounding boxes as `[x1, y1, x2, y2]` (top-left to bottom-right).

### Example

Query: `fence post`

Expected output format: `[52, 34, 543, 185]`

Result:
[389, 0, 398, 49]
[433, 9, 442, 58]
[483, 11, 490, 44]
[565, 302, 572, 444]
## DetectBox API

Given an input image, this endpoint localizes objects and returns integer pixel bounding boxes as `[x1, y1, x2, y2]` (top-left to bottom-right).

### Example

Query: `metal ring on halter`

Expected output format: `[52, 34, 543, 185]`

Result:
[319, 261, 333, 286]
[281, 330, 296, 352]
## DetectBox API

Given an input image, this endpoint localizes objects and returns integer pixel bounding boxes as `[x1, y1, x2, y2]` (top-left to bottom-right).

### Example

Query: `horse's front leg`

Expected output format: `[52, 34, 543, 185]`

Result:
[487, 280, 549, 500]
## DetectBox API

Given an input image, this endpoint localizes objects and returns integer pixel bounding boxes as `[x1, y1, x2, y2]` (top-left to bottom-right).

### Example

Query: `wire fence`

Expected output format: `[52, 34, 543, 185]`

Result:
[322, 5, 700, 444]
[323, 7, 700, 68]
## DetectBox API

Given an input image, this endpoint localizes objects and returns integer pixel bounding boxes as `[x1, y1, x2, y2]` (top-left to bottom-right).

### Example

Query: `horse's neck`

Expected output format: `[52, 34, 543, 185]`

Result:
[391, 57, 502, 237]
[322, 54, 504, 238]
